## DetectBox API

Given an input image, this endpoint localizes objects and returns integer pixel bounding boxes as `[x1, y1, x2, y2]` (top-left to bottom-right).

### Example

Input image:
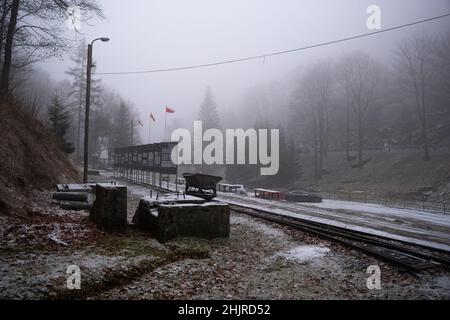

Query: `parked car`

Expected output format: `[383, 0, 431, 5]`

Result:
[285, 191, 322, 203]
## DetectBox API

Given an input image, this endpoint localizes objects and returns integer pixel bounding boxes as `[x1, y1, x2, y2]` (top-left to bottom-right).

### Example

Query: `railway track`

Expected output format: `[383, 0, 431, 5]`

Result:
[106, 174, 450, 272]
[228, 203, 450, 272]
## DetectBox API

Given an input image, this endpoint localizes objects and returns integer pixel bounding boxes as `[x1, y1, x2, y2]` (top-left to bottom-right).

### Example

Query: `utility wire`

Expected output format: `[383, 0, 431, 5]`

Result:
[94, 13, 450, 75]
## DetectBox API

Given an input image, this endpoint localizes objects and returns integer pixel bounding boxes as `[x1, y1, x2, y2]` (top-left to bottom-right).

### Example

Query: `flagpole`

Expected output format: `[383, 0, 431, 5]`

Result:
[164, 106, 167, 142]
[130, 119, 134, 145]
[148, 115, 151, 144]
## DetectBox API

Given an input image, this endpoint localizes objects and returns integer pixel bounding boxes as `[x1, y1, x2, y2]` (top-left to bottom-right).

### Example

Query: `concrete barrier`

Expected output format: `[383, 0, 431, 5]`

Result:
[91, 184, 127, 233]
[133, 198, 230, 242]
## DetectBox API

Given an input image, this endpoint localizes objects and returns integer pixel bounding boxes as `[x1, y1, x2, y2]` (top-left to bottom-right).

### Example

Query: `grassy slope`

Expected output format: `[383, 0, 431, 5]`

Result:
[0, 102, 80, 216]
[295, 148, 450, 197]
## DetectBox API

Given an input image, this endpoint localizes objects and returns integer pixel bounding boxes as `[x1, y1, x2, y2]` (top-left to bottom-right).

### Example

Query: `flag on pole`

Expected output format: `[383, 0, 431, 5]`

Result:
[137, 120, 144, 127]
[150, 113, 155, 122]
[164, 106, 174, 141]
[165, 106, 175, 113]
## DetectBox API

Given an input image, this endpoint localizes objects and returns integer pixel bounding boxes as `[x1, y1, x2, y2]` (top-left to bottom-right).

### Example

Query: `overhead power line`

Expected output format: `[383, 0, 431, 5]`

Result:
[94, 13, 450, 75]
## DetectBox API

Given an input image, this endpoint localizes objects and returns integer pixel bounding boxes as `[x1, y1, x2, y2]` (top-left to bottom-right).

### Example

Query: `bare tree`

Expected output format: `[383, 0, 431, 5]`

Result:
[0, 0, 19, 97]
[0, 0, 11, 65]
[0, 0, 103, 97]
[10, 64, 54, 120]
[395, 33, 436, 161]
[337, 55, 356, 160]
[433, 32, 450, 114]
[293, 61, 334, 179]
[342, 52, 384, 168]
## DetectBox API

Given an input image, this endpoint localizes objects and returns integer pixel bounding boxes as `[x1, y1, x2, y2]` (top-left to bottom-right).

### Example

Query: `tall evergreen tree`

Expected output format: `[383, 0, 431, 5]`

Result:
[112, 100, 132, 148]
[197, 86, 221, 130]
[48, 92, 75, 155]
[65, 40, 102, 162]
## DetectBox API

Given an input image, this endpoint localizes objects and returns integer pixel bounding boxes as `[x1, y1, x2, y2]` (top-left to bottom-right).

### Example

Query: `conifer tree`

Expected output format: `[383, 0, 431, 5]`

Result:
[48, 92, 75, 155]
[197, 86, 221, 130]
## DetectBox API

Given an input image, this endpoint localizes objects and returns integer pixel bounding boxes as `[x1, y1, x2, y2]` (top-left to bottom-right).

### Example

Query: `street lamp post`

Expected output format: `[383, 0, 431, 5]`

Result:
[83, 37, 109, 183]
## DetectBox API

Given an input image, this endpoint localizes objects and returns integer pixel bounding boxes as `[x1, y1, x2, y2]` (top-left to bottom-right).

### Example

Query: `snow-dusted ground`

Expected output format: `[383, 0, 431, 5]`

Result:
[95, 212, 450, 300]
[2, 171, 447, 299]
[97, 171, 450, 252]
[217, 193, 450, 252]
[303, 200, 450, 226]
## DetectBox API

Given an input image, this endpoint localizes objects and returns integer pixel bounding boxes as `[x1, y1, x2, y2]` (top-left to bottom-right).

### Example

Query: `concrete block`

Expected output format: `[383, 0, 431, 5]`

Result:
[91, 184, 127, 233]
[133, 199, 230, 242]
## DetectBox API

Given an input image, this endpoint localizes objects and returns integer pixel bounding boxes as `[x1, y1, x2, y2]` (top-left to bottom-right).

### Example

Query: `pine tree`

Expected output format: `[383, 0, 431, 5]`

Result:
[65, 40, 102, 162]
[112, 101, 132, 148]
[65, 41, 87, 161]
[197, 86, 221, 130]
[48, 92, 75, 155]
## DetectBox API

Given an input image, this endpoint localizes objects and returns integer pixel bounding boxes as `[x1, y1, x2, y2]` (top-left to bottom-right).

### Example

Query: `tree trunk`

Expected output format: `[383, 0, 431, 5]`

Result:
[313, 120, 319, 179]
[420, 63, 430, 161]
[0, 0, 19, 98]
[324, 109, 329, 157]
[345, 91, 351, 159]
[422, 118, 430, 161]
[0, 0, 10, 69]
[357, 108, 363, 168]
[318, 106, 324, 177]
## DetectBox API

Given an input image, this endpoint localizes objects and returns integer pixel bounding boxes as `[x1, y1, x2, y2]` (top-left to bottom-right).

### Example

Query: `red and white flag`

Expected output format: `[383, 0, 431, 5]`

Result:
[165, 106, 175, 114]
[150, 113, 155, 122]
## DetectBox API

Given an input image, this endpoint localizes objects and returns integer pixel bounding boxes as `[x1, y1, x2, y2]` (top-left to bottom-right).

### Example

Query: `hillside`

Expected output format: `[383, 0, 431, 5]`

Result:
[0, 102, 80, 216]
[295, 149, 450, 200]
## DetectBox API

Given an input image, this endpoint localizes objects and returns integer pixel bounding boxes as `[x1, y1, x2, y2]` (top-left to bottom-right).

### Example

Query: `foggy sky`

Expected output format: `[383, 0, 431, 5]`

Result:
[39, 0, 450, 142]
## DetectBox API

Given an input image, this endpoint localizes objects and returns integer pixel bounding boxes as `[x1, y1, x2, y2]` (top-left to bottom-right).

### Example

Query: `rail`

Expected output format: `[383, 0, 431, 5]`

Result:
[229, 204, 450, 272]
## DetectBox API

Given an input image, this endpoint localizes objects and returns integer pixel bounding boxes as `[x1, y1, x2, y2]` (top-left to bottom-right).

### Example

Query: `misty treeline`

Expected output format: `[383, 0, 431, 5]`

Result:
[185, 86, 300, 188]
[0, 0, 140, 166]
[286, 32, 450, 180]
[17, 41, 140, 166]
[191, 32, 450, 186]
[61, 41, 141, 166]
[1, 0, 449, 187]
[0, 0, 102, 97]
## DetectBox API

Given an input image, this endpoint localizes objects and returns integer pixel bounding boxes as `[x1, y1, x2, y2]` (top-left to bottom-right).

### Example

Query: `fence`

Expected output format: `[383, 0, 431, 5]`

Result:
[321, 190, 448, 214]
[113, 142, 179, 192]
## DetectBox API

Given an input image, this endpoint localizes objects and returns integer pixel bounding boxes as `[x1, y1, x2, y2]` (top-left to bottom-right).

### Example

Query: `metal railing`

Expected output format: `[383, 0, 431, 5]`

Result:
[321, 190, 448, 214]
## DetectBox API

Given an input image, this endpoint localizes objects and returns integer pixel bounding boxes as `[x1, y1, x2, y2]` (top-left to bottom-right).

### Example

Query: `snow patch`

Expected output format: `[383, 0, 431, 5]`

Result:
[281, 245, 330, 262]
[232, 216, 286, 238]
